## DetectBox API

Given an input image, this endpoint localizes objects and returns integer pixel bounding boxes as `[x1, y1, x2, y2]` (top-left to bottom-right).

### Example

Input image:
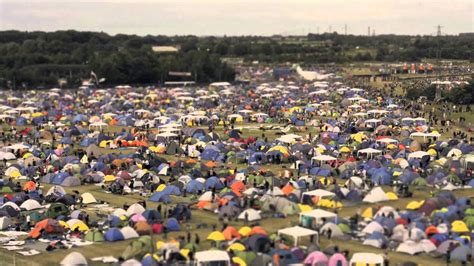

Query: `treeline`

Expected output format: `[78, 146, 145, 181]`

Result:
[0, 31, 235, 87]
[0, 30, 473, 87]
[406, 81, 474, 104]
[308, 33, 473, 62]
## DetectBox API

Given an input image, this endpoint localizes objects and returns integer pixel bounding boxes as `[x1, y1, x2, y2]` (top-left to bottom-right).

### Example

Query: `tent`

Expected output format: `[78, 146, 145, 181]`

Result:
[60, 252, 88, 266]
[299, 209, 337, 228]
[104, 228, 125, 242]
[195, 250, 230, 265]
[278, 226, 318, 246]
[363, 187, 389, 203]
[238, 209, 261, 222]
[349, 253, 384, 265]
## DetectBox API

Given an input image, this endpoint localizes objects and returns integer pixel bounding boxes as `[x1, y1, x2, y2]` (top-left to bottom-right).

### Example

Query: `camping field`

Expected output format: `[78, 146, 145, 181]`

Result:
[0, 120, 473, 266]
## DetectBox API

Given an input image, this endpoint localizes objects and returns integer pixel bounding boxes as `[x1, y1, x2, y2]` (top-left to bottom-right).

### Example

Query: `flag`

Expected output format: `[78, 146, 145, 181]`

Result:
[90, 71, 98, 84]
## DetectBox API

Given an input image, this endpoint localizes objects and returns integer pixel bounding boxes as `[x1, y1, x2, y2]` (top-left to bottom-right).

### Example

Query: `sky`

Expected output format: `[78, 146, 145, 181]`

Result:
[0, 0, 472, 36]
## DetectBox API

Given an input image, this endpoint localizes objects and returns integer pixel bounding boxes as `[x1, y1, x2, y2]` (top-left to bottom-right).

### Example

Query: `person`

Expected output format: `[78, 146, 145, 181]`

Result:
[327, 227, 332, 239]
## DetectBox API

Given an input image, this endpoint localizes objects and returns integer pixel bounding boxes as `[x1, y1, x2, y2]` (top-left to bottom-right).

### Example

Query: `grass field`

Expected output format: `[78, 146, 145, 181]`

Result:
[0, 112, 473, 265]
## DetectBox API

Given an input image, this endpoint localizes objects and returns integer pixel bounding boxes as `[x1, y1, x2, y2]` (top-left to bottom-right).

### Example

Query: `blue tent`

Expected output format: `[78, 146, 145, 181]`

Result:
[166, 218, 180, 231]
[370, 168, 391, 185]
[149, 191, 172, 203]
[185, 180, 204, 194]
[73, 114, 87, 123]
[163, 185, 181, 196]
[204, 176, 225, 190]
[80, 138, 97, 147]
[141, 255, 159, 266]
[52, 172, 70, 185]
[108, 215, 122, 227]
[142, 210, 162, 224]
[201, 149, 221, 161]
[104, 228, 124, 241]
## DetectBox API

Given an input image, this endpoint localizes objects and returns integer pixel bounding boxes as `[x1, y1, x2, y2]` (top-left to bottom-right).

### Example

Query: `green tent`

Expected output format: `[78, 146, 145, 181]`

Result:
[464, 208, 474, 216]
[121, 235, 153, 260]
[235, 251, 257, 265]
[413, 177, 428, 187]
[0, 186, 13, 193]
[184, 243, 199, 253]
[463, 216, 474, 229]
[337, 223, 351, 234]
[46, 203, 70, 219]
[85, 231, 104, 242]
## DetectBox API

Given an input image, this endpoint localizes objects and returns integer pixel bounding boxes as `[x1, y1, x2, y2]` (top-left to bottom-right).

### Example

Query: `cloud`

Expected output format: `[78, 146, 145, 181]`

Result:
[0, 0, 472, 35]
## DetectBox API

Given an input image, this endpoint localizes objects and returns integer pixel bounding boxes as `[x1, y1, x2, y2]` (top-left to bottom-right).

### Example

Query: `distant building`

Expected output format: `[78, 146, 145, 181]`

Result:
[151, 46, 179, 53]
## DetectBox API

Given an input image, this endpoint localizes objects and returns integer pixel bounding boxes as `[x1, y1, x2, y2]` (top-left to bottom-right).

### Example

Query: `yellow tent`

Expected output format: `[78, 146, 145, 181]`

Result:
[386, 192, 399, 200]
[99, 140, 113, 148]
[339, 146, 351, 153]
[227, 243, 246, 252]
[80, 155, 88, 164]
[58, 220, 69, 229]
[451, 220, 469, 233]
[362, 207, 373, 219]
[238, 226, 252, 237]
[156, 184, 167, 192]
[179, 249, 190, 259]
[71, 221, 89, 232]
[149, 146, 166, 153]
[31, 112, 44, 118]
[387, 144, 397, 150]
[232, 257, 247, 266]
[351, 133, 366, 142]
[406, 200, 423, 210]
[9, 170, 21, 179]
[207, 231, 226, 241]
[268, 146, 289, 156]
[297, 204, 313, 213]
[427, 149, 437, 156]
[104, 175, 116, 182]
[289, 106, 303, 113]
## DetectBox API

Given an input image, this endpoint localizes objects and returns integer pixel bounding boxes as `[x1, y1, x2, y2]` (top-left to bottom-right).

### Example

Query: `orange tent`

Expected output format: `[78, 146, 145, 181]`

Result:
[197, 201, 212, 209]
[186, 158, 197, 164]
[231, 181, 245, 193]
[281, 184, 294, 195]
[23, 181, 37, 191]
[249, 226, 268, 236]
[134, 221, 151, 235]
[425, 226, 438, 235]
[223, 226, 241, 240]
[205, 161, 218, 168]
[29, 219, 64, 239]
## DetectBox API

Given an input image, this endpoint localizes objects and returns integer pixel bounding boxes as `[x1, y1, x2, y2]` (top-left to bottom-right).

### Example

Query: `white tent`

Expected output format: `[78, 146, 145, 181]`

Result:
[311, 155, 337, 165]
[408, 151, 430, 159]
[299, 209, 337, 226]
[238, 209, 261, 221]
[121, 226, 139, 239]
[362, 221, 385, 234]
[126, 203, 146, 216]
[302, 189, 335, 201]
[349, 253, 384, 265]
[81, 192, 97, 204]
[195, 250, 230, 265]
[358, 148, 382, 155]
[20, 199, 42, 211]
[60, 252, 88, 266]
[0, 217, 12, 230]
[320, 223, 344, 238]
[278, 226, 319, 246]
[363, 187, 389, 203]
